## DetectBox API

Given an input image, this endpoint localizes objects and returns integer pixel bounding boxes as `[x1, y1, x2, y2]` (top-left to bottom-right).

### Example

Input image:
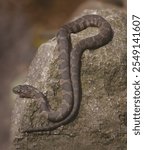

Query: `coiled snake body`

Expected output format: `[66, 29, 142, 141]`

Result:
[13, 15, 113, 133]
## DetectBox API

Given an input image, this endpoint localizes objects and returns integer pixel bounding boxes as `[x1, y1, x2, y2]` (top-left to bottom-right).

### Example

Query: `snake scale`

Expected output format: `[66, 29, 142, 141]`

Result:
[13, 15, 114, 133]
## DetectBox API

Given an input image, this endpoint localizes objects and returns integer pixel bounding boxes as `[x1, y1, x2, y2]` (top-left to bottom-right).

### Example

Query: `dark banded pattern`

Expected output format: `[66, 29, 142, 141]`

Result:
[13, 15, 114, 132]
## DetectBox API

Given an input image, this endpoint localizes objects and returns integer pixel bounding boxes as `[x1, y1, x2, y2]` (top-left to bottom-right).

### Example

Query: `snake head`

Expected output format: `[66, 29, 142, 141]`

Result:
[12, 85, 42, 98]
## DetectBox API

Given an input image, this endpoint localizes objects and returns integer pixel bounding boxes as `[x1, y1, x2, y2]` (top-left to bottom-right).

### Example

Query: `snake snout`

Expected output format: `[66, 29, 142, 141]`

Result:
[12, 85, 21, 94]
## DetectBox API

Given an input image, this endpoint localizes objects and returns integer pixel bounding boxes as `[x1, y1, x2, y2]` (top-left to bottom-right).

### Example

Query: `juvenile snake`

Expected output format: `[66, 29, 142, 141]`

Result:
[13, 15, 114, 133]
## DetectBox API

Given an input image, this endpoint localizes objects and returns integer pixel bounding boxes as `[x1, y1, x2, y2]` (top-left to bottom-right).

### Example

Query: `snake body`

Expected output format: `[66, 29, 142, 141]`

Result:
[13, 15, 113, 133]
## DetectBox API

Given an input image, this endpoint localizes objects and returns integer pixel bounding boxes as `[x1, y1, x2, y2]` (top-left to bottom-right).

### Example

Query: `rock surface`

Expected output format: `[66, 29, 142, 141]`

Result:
[11, 7, 126, 150]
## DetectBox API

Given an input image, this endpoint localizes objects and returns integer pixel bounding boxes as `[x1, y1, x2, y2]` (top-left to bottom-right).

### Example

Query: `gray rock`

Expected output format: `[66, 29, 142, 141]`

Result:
[11, 8, 126, 150]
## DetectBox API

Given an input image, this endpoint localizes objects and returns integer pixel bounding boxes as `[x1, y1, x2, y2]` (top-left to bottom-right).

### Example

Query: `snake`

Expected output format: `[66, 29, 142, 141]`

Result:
[13, 14, 114, 133]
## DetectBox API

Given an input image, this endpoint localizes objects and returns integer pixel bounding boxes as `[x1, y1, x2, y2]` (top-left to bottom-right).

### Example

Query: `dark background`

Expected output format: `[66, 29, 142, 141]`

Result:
[0, 0, 126, 149]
